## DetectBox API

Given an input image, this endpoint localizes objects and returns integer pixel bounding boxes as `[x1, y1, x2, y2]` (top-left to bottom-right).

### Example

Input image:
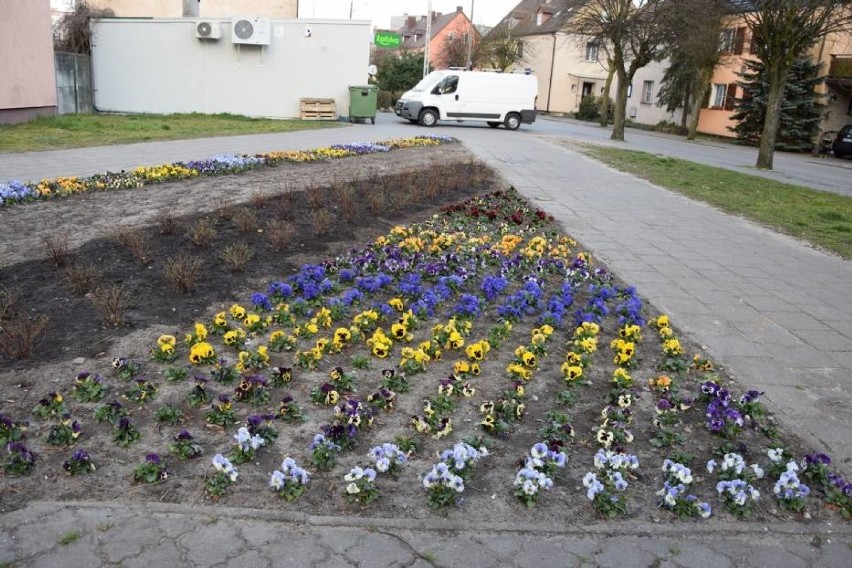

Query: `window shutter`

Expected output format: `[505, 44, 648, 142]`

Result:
[749, 31, 758, 55]
[724, 83, 737, 111]
[734, 27, 746, 55]
[701, 87, 711, 109]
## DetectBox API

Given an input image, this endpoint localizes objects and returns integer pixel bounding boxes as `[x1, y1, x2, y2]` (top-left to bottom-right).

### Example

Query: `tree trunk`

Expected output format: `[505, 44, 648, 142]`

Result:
[757, 64, 787, 170]
[611, 68, 628, 141]
[687, 80, 710, 140]
[599, 60, 615, 127]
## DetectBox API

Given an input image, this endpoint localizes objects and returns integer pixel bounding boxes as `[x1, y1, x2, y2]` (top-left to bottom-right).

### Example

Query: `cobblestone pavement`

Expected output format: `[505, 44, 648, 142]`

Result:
[1, 116, 850, 567]
[1, 501, 851, 568]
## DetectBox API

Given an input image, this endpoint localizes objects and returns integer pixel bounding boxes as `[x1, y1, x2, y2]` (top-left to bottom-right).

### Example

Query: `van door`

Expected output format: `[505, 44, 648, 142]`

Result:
[430, 74, 463, 120]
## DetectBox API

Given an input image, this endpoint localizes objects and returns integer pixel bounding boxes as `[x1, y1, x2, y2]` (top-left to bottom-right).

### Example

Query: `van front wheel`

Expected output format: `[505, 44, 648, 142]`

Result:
[504, 113, 521, 131]
[419, 109, 438, 127]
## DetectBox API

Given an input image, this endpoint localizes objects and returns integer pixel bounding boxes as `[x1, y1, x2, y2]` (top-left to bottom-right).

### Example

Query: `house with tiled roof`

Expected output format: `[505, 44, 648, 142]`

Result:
[392, 6, 480, 69]
[489, 1, 608, 114]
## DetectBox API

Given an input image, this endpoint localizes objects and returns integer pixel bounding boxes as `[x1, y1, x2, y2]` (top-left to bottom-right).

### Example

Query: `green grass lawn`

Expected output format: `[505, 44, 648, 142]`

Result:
[0, 113, 345, 153]
[580, 145, 852, 259]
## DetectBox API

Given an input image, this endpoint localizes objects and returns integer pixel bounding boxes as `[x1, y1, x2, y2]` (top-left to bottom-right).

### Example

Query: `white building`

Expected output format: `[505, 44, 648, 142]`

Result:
[90, 17, 372, 118]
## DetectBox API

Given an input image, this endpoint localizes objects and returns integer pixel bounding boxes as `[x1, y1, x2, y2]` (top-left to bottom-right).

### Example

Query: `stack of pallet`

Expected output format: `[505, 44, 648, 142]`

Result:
[300, 98, 337, 121]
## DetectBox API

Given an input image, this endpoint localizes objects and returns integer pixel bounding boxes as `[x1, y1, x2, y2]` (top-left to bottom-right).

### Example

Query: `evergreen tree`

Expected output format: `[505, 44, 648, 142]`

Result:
[730, 56, 825, 152]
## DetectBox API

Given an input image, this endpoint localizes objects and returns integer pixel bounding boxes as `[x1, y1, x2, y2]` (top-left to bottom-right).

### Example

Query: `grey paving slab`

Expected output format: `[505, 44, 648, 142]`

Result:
[3, 502, 851, 568]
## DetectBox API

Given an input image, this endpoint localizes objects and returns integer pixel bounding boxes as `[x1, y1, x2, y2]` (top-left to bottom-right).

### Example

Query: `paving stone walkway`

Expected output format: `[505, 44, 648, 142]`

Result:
[1, 501, 850, 568]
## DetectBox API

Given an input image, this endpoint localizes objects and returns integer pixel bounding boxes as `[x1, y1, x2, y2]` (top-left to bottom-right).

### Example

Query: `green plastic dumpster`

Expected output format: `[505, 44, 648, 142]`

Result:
[349, 85, 379, 124]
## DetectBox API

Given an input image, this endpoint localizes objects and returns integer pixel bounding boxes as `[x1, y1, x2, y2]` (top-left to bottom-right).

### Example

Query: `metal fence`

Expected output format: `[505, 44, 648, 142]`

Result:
[54, 51, 93, 114]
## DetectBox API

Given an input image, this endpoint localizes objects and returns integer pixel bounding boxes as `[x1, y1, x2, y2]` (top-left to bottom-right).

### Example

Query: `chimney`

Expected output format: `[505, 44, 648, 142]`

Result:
[432, 11, 439, 21]
[406, 16, 415, 28]
[457, 6, 463, 13]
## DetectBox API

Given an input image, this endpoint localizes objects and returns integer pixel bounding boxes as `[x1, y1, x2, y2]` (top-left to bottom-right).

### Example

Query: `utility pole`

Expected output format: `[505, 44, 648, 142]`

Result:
[466, 0, 475, 69]
[423, 0, 432, 78]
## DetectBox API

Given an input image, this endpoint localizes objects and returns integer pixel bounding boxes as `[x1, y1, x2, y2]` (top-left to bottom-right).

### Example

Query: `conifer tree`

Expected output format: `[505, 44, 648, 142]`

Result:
[730, 57, 825, 152]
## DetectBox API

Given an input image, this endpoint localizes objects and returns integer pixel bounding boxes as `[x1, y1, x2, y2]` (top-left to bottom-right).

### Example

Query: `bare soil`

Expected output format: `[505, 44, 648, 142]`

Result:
[0, 144, 839, 527]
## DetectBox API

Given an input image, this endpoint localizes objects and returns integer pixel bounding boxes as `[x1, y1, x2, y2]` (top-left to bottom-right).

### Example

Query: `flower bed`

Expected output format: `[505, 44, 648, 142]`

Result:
[0, 135, 454, 208]
[1, 171, 849, 523]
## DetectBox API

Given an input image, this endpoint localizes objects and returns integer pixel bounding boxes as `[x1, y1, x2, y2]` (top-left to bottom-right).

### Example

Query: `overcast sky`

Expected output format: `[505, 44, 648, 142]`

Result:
[298, 0, 519, 28]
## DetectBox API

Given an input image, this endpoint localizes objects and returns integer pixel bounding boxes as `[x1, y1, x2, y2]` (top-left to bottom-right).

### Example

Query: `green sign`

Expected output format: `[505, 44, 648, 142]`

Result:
[374, 32, 402, 48]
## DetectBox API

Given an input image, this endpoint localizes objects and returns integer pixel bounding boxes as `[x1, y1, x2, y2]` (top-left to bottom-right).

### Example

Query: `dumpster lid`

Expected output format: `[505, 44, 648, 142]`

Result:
[349, 85, 378, 90]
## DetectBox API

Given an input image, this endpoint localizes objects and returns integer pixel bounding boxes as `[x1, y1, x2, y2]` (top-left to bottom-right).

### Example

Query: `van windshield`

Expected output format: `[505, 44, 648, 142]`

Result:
[410, 73, 445, 92]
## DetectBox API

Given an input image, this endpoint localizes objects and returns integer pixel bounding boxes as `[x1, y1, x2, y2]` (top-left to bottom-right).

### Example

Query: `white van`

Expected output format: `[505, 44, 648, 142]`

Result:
[394, 70, 537, 130]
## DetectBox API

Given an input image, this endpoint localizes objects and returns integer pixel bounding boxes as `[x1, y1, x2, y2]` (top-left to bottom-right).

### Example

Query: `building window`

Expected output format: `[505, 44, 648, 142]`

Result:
[448, 31, 455, 41]
[517, 40, 524, 58]
[712, 84, 727, 108]
[708, 84, 737, 110]
[641, 80, 654, 104]
[719, 28, 735, 53]
[585, 42, 599, 62]
[464, 32, 469, 44]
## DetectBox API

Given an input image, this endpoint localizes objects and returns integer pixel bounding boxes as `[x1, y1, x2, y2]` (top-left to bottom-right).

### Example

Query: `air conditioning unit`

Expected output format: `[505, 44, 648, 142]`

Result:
[231, 17, 271, 45]
[628, 107, 638, 118]
[195, 21, 221, 40]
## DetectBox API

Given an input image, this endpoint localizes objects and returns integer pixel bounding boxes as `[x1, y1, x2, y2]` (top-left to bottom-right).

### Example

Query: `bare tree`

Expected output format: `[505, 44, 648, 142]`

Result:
[477, 24, 527, 71]
[731, 1, 852, 169]
[54, 1, 115, 54]
[566, 0, 669, 141]
[439, 25, 479, 69]
[657, 0, 729, 139]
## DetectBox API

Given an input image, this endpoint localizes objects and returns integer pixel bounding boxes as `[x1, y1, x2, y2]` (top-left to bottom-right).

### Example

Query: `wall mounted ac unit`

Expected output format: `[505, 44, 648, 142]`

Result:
[231, 17, 271, 45]
[628, 107, 638, 118]
[195, 21, 221, 40]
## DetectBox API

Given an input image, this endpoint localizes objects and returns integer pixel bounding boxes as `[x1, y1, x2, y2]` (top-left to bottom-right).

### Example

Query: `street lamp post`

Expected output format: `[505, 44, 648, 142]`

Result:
[423, 0, 432, 78]
[466, 0, 475, 69]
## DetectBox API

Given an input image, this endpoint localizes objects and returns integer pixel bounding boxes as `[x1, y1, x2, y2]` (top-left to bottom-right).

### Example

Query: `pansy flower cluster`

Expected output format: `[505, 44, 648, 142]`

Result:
[269, 457, 311, 501]
[513, 442, 567, 507]
[1, 136, 456, 208]
[206, 453, 239, 497]
[656, 459, 711, 518]
[230, 426, 266, 464]
[422, 442, 489, 509]
[707, 453, 763, 518]
[583, 449, 639, 518]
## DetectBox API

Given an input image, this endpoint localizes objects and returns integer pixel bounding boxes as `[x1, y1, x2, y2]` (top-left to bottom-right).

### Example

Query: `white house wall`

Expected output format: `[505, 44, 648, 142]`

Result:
[515, 34, 611, 115]
[628, 59, 682, 127]
[91, 18, 371, 118]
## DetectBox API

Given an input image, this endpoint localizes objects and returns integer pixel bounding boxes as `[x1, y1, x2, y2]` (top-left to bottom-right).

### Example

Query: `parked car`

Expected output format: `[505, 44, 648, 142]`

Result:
[832, 124, 852, 158]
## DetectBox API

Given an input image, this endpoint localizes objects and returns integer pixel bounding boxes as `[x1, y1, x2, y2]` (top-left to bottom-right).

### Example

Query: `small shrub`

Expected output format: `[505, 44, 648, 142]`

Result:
[114, 228, 151, 264]
[250, 191, 266, 209]
[424, 176, 441, 200]
[89, 285, 129, 327]
[306, 185, 326, 210]
[0, 287, 16, 321]
[163, 254, 202, 293]
[43, 234, 69, 267]
[232, 208, 258, 233]
[64, 262, 102, 296]
[365, 189, 385, 216]
[264, 223, 296, 251]
[310, 208, 332, 236]
[215, 205, 238, 222]
[334, 184, 359, 222]
[185, 219, 216, 247]
[220, 243, 254, 272]
[0, 313, 49, 359]
[272, 189, 297, 219]
[156, 208, 179, 235]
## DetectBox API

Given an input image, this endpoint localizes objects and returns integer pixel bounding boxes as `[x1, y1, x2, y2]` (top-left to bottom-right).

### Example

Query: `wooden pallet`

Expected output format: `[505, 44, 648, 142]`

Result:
[300, 98, 337, 121]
